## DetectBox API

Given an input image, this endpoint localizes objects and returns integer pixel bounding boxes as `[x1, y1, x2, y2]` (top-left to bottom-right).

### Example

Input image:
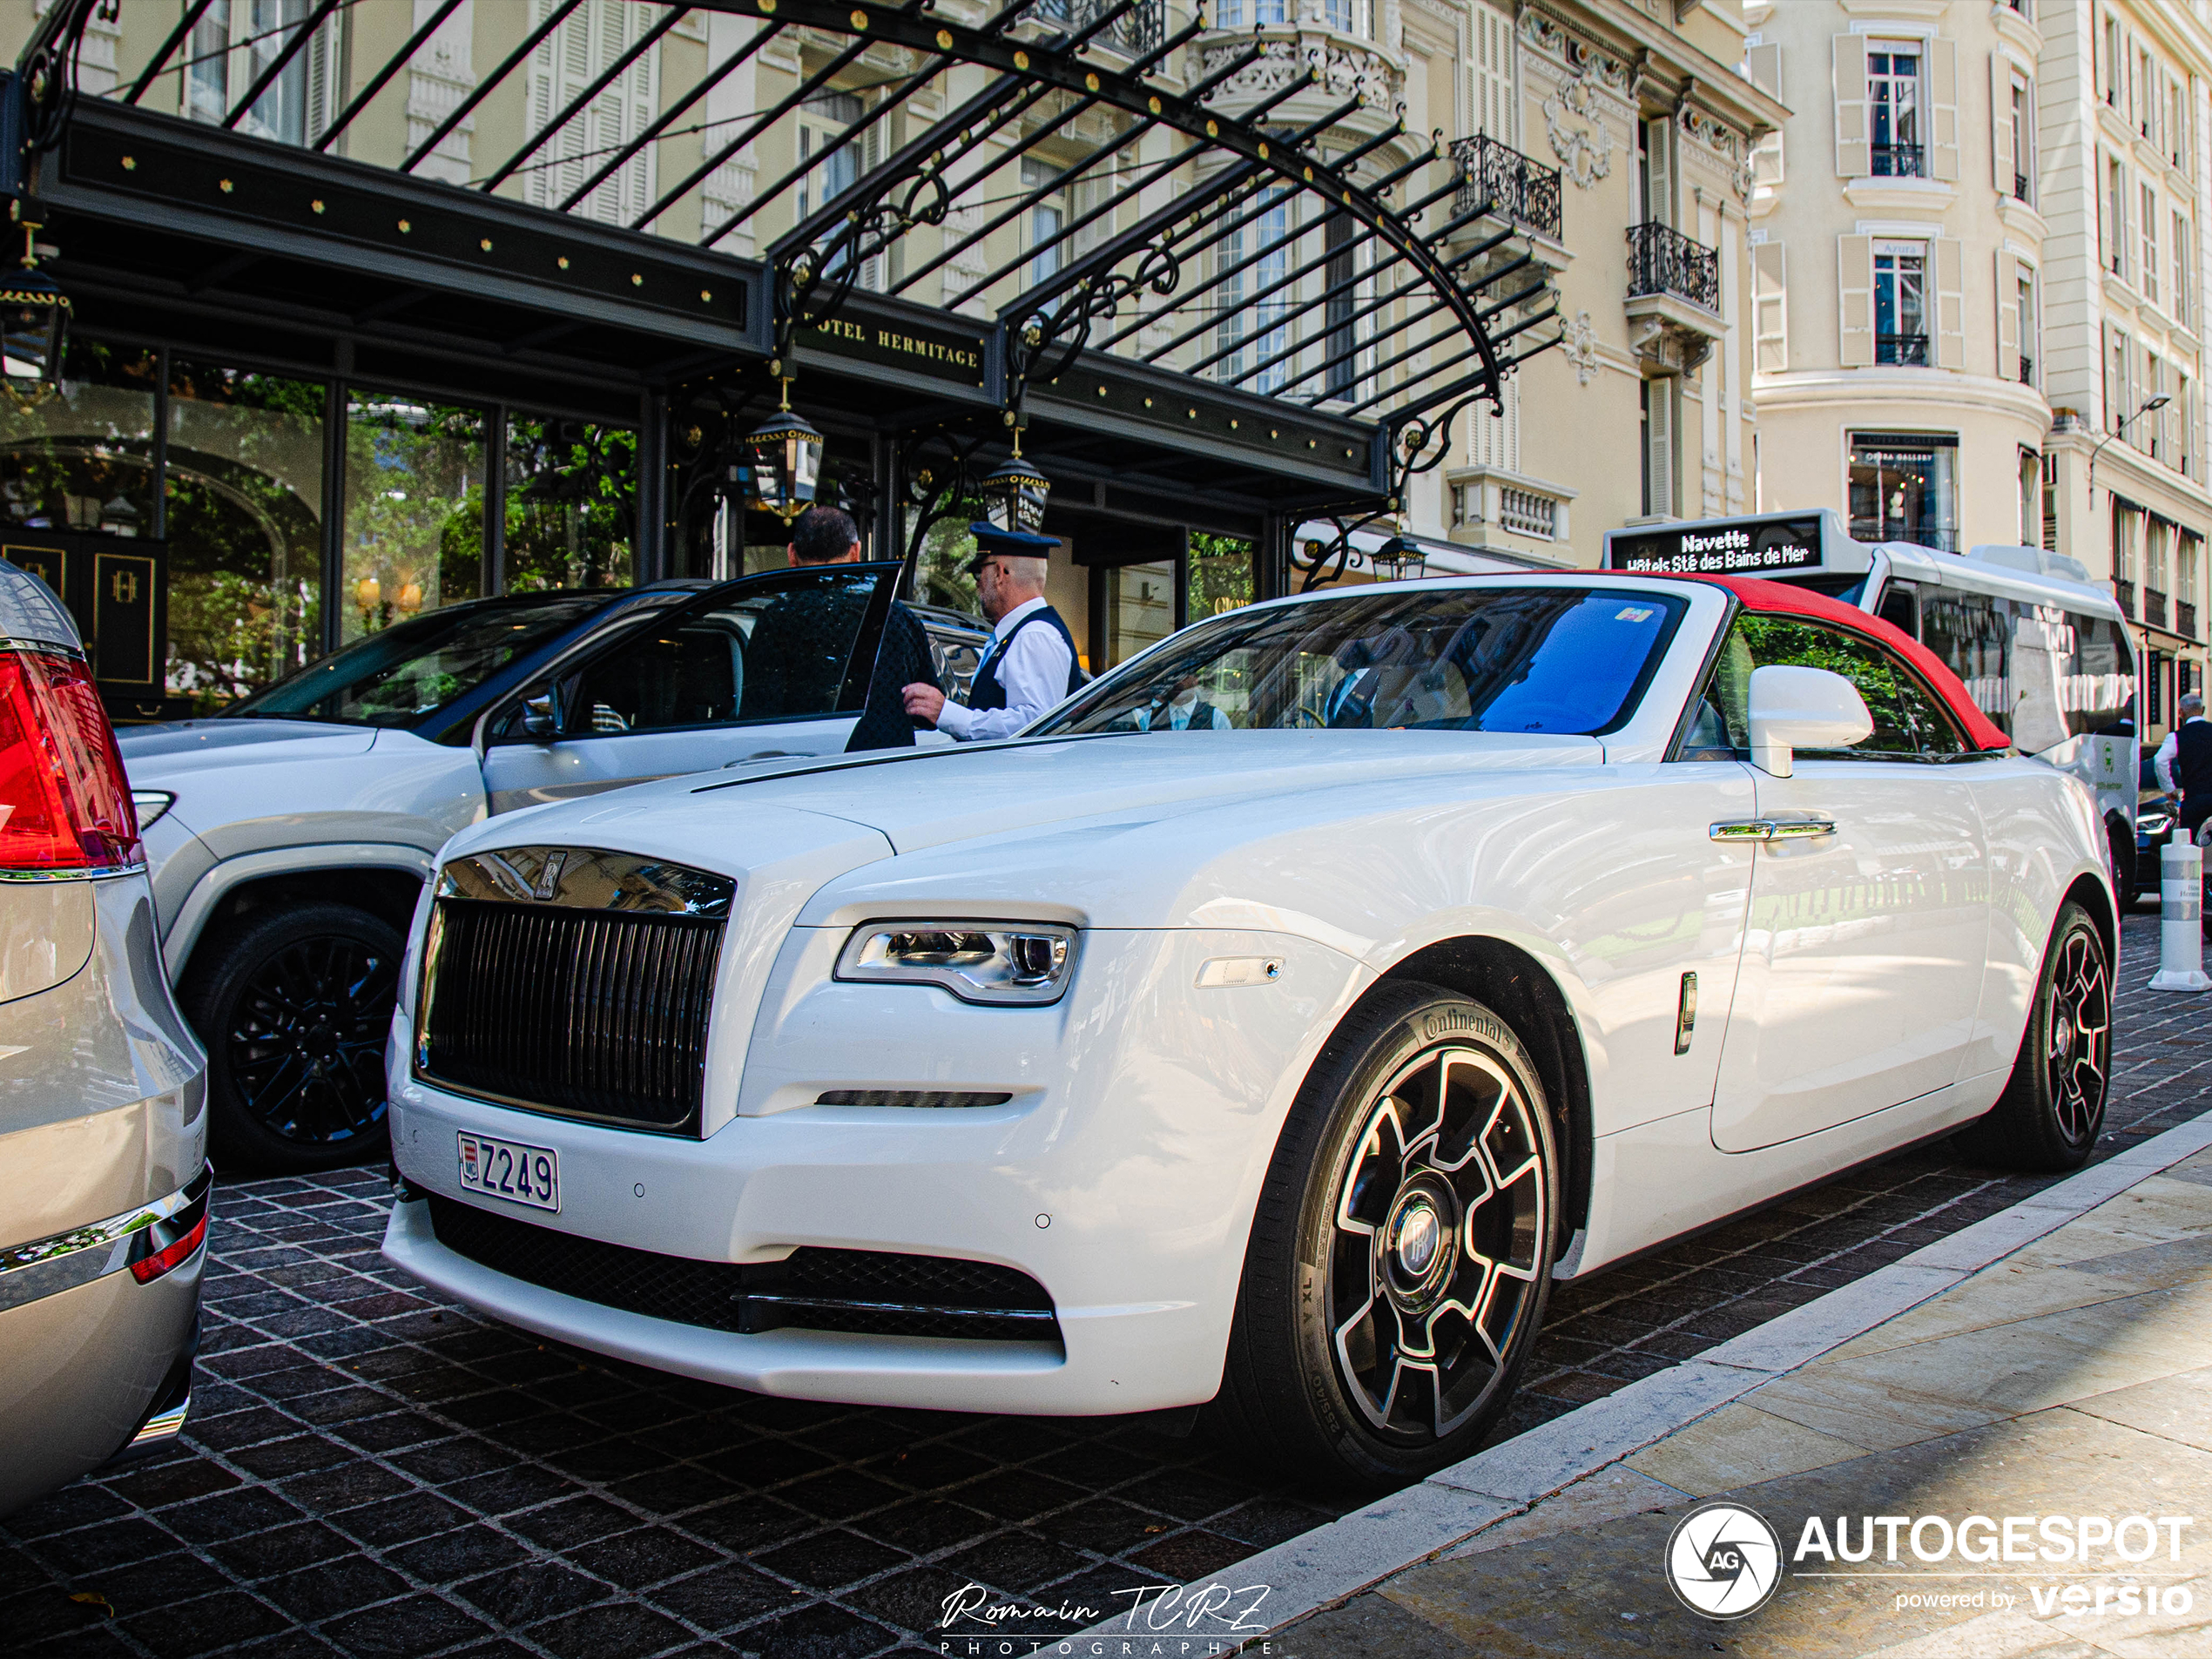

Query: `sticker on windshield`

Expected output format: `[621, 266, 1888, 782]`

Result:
[1615, 606, 1656, 623]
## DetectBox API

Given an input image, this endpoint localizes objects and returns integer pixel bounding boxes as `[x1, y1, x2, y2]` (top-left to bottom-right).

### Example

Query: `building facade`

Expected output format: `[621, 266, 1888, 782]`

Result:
[1747, 0, 2212, 741]
[0, 0, 1777, 718]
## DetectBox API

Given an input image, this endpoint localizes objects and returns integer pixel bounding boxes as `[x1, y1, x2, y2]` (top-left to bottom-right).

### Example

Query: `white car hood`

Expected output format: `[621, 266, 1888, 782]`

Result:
[118, 718, 380, 781]
[446, 730, 1607, 938]
[691, 729, 1603, 853]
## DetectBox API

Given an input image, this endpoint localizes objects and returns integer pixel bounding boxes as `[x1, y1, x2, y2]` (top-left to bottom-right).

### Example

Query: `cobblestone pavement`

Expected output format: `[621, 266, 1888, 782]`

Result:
[3, 913, 2205, 1658]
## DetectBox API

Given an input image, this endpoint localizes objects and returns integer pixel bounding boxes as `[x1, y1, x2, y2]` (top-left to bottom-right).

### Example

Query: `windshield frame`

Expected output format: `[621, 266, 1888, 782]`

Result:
[1031, 577, 1695, 741]
[221, 589, 637, 736]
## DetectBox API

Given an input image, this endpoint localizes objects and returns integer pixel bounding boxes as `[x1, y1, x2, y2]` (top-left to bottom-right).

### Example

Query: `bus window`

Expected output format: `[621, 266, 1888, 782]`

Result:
[1917, 588, 2135, 752]
[1878, 581, 1920, 638]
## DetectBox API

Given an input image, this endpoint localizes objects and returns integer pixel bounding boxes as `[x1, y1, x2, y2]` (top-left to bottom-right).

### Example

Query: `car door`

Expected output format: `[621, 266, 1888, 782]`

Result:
[480, 563, 897, 813]
[1705, 614, 1990, 1151]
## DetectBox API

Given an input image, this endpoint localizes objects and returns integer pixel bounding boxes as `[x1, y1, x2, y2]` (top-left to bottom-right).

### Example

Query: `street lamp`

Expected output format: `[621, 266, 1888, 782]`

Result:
[980, 447, 1050, 536]
[2087, 394, 2171, 502]
[0, 220, 70, 415]
[743, 378, 825, 525]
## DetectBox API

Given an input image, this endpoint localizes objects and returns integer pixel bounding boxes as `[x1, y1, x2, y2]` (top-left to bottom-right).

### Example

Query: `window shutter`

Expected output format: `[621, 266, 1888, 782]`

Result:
[1753, 241, 1788, 374]
[1930, 37, 1961, 181]
[1996, 251, 2020, 382]
[1834, 36, 1870, 177]
[1936, 237, 1966, 369]
[1747, 42, 1781, 98]
[1473, 2, 1514, 143]
[1838, 234, 1875, 366]
[1648, 380, 1674, 518]
[1991, 57, 2013, 192]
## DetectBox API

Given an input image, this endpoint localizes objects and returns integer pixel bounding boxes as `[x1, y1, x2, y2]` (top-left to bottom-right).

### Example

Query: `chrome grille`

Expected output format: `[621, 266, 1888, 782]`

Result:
[415, 847, 732, 1135]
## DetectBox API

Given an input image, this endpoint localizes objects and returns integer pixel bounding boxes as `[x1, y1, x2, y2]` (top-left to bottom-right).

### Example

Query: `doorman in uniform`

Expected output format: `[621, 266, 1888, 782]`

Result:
[2155, 691, 2212, 838]
[902, 523, 1084, 740]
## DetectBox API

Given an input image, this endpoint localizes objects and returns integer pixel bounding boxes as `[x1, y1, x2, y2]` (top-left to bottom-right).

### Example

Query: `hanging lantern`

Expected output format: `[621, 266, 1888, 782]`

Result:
[744, 381, 824, 524]
[981, 452, 1050, 535]
[1368, 536, 1426, 583]
[0, 231, 69, 415]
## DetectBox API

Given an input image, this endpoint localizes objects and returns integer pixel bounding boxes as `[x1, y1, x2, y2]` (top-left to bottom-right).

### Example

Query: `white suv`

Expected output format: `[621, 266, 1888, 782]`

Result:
[122, 563, 977, 1173]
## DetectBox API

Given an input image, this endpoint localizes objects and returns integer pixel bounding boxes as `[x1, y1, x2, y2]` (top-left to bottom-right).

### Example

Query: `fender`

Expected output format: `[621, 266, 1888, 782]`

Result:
[162, 843, 436, 985]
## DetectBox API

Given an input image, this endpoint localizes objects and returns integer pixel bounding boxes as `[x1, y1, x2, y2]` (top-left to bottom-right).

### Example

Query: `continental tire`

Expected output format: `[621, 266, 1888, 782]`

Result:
[1212, 981, 1558, 1489]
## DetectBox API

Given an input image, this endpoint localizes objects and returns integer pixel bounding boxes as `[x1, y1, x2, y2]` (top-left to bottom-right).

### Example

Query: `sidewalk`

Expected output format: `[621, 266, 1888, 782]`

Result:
[1278, 1144, 2212, 1657]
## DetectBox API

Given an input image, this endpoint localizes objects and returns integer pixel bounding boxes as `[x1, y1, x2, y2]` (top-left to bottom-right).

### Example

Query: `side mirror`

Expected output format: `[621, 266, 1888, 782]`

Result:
[520, 690, 560, 740]
[1747, 665, 1872, 778]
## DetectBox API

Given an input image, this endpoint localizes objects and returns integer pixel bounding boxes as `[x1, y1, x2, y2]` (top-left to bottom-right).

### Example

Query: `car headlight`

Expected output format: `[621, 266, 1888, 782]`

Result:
[2141, 813, 2175, 840]
[132, 790, 175, 829]
[835, 921, 1079, 1006]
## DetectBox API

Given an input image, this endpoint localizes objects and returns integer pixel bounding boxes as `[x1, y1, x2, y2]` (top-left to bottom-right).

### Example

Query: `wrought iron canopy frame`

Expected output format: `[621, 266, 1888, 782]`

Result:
[15, 0, 1559, 529]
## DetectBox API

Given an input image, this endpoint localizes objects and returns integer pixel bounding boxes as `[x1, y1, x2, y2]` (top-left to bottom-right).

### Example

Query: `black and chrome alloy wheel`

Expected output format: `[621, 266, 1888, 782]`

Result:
[1329, 1044, 1548, 1442]
[1952, 901, 2110, 1173]
[1214, 982, 1558, 1488]
[185, 901, 404, 1173]
[2040, 925, 2109, 1152]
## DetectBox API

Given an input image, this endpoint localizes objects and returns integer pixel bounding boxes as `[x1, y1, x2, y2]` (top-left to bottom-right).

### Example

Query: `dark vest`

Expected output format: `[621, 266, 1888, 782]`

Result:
[2178, 719, 2212, 805]
[969, 605, 1085, 712]
[1151, 697, 1220, 730]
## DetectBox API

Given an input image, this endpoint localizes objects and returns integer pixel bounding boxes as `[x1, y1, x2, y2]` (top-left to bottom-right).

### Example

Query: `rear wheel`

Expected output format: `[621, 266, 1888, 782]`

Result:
[184, 902, 401, 1174]
[1212, 982, 1556, 1489]
[1951, 902, 2110, 1172]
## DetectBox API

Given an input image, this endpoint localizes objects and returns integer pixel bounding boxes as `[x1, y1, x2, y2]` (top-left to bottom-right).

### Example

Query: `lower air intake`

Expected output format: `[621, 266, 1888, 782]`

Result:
[425, 1195, 1060, 1346]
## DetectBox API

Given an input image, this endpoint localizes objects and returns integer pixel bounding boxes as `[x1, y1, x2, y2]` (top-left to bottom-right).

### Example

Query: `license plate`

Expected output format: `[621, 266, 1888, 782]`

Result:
[457, 1132, 560, 1211]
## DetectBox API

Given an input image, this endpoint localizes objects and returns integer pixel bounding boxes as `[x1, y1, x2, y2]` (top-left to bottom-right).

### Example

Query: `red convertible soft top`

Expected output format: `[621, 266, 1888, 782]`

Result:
[1696, 575, 2012, 752]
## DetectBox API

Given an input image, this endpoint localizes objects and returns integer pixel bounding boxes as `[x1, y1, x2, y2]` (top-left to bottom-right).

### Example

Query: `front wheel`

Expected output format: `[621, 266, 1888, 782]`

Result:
[183, 902, 403, 1175]
[1951, 902, 2111, 1172]
[1212, 983, 1557, 1489]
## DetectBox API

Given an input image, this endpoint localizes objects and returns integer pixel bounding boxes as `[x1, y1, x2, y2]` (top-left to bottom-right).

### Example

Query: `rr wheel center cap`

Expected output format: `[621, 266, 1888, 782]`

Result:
[2054, 1009, 2075, 1061]
[1379, 1175, 1460, 1312]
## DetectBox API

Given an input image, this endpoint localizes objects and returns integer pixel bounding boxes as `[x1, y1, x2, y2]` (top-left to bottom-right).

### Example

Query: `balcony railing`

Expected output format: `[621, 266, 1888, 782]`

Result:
[1626, 222, 1721, 313]
[1035, 0, 1162, 57]
[1871, 144, 1926, 178]
[1499, 488, 1558, 539]
[2117, 579, 2136, 619]
[2148, 587, 2171, 630]
[1450, 134, 1564, 240]
[2181, 599, 2199, 639]
[2014, 172, 2030, 201]
[2019, 356, 2034, 386]
[1878, 332, 1930, 366]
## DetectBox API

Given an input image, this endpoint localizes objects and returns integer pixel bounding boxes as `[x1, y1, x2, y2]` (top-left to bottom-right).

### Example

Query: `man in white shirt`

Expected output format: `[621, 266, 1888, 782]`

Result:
[903, 523, 1083, 741]
[2155, 691, 2212, 837]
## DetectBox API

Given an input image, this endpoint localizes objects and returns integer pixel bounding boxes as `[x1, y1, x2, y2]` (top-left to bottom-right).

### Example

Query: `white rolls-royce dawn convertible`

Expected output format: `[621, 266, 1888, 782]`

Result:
[381, 572, 2113, 1487]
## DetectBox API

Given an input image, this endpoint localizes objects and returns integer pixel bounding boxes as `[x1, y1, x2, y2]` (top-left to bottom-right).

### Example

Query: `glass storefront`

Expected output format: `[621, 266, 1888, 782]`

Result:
[0, 341, 158, 537]
[166, 360, 324, 710]
[341, 394, 485, 642]
[1848, 431, 1959, 551]
[504, 415, 636, 592]
[0, 337, 644, 717]
[1105, 559, 1177, 668]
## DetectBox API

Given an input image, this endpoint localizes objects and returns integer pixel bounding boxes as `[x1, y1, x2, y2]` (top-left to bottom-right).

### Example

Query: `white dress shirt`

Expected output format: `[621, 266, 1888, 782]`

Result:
[2155, 715, 2208, 793]
[936, 596, 1075, 742]
[1133, 690, 1232, 731]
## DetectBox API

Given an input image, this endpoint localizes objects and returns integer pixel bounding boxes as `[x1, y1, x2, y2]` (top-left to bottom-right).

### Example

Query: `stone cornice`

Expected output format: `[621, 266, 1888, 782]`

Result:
[1525, 1, 1790, 138]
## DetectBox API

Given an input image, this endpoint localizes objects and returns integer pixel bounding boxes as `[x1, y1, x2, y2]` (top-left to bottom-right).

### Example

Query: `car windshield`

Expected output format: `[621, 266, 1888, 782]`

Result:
[226, 595, 610, 727]
[1036, 584, 1688, 737]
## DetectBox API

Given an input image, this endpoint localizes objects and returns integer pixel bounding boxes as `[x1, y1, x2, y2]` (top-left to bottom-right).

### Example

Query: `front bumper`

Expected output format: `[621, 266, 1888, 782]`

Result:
[386, 926, 1366, 1416]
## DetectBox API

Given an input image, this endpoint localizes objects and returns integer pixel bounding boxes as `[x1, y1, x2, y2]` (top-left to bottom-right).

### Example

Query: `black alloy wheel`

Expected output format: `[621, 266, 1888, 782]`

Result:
[185, 902, 403, 1174]
[1212, 982, 1557, 1487]
[1952, 901, 2111, 1172]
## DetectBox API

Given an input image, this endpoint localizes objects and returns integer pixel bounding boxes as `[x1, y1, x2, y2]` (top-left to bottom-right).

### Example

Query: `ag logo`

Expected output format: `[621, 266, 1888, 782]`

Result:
[1663, 1501, 1782, 1620]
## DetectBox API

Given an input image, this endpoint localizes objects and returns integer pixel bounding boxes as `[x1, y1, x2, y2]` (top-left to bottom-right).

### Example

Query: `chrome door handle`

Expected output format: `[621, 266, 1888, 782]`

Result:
[1710, 817, 1838, 843]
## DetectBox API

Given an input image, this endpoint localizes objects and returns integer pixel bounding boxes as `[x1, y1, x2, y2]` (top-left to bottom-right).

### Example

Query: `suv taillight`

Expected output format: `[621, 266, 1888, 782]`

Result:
[0, 650, 142, 873]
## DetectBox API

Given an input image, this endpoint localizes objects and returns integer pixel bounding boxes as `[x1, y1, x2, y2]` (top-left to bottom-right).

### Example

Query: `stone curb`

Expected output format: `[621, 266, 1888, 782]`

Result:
[1074, 1106, 2212, 1646]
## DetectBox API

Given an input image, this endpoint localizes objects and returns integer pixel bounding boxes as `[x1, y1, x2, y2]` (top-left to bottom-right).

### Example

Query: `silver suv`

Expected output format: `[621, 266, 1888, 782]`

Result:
[0, 560, 209, 1516]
